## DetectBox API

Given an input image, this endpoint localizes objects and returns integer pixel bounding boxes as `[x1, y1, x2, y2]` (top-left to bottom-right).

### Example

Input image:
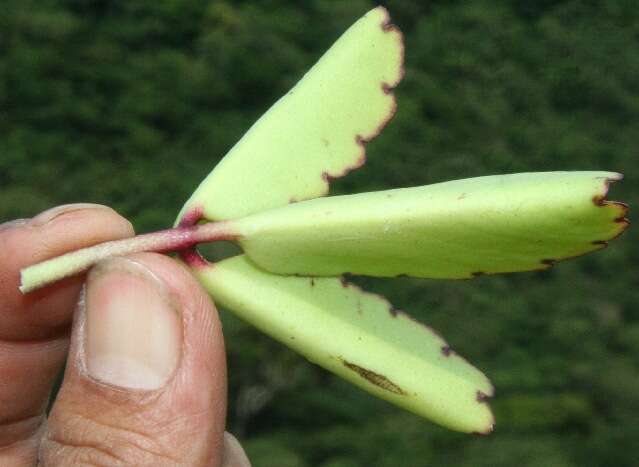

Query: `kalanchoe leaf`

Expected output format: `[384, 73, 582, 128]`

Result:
[176, 6, 403, 224]
[231, 172, 628, 279]
[193, 255, 494, 434]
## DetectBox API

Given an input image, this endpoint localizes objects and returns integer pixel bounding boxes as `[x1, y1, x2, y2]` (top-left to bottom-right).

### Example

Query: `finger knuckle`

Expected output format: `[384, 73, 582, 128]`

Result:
[39, 413, 179, 466]
[0, 413, 45, 450]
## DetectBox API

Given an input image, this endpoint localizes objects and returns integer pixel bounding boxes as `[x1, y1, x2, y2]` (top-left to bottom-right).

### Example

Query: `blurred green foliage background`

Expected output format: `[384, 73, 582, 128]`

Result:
[2, 1, 638, 465]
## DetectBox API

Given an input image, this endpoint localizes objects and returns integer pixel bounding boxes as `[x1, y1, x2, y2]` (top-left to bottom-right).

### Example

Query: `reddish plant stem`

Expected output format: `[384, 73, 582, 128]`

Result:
[19, 221, 235, 293]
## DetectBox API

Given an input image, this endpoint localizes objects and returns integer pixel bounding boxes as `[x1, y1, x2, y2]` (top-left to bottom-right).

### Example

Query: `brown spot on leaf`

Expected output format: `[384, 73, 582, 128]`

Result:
[541, 258, 556, 266]
[441, 345, 454, 357]
[471, 271, 485, 278]
[477, 390, 491, 403]
[615, 213, 629, 224]
[592, 194, 606, 206]
[343, 360, 405, 395]
[381, 21, 395, 32]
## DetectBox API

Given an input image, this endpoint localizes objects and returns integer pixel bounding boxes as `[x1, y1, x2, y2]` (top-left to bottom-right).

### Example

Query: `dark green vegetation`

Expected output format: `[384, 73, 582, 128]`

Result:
[2, 1, 637, 465]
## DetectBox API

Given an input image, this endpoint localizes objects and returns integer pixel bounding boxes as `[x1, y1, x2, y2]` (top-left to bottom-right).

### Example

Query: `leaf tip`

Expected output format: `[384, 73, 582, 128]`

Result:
[472, 390, 496, 435]
[472, 422, 495, 436]
[376, 6, 406, 87]
[317, 6, 404, 194]
[593, 173, 630, 237]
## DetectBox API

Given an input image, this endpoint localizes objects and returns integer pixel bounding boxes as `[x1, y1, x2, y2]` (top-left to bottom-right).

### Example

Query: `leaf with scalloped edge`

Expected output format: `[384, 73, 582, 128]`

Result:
[193, 255, 494, 434]
[229, 172, 628, 279]
[176, 6, 403, 225]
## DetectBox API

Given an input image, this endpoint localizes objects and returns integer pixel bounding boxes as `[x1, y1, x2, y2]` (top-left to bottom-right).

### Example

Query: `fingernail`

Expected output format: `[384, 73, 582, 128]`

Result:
[31, 203, 111, 226]
[83, 257, 182, 390]
[222, 432, 252, 467]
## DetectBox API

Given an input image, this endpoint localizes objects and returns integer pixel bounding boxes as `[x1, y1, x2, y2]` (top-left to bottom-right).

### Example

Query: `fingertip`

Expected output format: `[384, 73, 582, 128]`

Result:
[1, 204, 136, 340]
[30, 204, 135, 256]
[222, 432, 251, 467]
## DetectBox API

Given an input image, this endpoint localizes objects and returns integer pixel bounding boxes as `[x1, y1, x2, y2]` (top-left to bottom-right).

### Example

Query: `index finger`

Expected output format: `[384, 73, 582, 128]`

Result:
[0, 204, 134, 462]
[0, 204, 134, 341]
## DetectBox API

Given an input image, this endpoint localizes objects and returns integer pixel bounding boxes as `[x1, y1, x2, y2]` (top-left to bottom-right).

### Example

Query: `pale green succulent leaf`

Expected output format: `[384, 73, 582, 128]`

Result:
[176, 6, 403, 224]
[194, 255, 494, 433]
[231, 172, 628, 279]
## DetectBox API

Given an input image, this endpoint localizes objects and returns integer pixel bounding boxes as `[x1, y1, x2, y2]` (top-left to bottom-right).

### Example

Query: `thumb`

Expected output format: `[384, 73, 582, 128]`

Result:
[40, 253, 248, 466]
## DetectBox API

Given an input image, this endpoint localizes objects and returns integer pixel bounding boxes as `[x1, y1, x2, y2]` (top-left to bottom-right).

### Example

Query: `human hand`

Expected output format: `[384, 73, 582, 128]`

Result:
[0, 204, 250, 466]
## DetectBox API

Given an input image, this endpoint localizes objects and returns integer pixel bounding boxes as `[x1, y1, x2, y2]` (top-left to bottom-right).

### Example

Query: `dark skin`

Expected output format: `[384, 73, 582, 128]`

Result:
[0, 204, 249, 466]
